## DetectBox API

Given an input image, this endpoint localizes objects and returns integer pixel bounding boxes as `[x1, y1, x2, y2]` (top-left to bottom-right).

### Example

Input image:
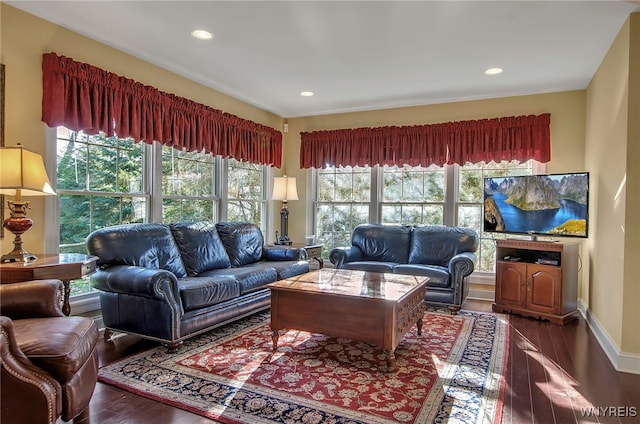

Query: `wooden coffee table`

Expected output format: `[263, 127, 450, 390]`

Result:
[268, 269, 427, 369]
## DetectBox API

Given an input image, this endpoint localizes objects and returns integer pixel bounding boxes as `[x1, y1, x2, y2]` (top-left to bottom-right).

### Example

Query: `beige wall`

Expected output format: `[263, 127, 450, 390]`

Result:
[0, 4, 283, 255]
[586, 13, 640, 355]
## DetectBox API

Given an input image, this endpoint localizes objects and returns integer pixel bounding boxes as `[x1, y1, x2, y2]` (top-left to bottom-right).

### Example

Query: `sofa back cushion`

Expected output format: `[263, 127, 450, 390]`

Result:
[170, 221, 231, 276]
[215, 222, 264, 266]
[351, 224, 411, 263]
[86, 223, 187, 277]
[408, 225, 478, 266]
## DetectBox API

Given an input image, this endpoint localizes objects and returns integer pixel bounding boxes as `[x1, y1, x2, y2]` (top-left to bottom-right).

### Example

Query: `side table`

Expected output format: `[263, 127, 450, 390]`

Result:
[301, 244, 324, 269]
[0, 253, 98, 316]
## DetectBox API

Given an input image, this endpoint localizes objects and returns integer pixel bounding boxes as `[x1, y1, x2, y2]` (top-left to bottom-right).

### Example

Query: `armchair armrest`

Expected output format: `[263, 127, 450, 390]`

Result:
[329, 246, 364, 269]
[262, 246, 307, 261]
[91, 265, 180, 302]
[0, 280, 65, 319]
[1, 316, 63, 423]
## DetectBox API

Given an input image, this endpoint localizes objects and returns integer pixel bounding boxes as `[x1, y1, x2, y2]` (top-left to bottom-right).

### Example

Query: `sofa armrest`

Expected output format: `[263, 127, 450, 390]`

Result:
[329, 246, 364, 269]
[262, 246, 307, 261]
[0, 280, 65, 319]
[449, 252, 477, 279]
[91, 265, 181, 302]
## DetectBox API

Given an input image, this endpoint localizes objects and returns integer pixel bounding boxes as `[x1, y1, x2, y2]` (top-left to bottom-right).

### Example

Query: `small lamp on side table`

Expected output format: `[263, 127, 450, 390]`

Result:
[0, 144, 56, 262]
[272, 175, 298, 245]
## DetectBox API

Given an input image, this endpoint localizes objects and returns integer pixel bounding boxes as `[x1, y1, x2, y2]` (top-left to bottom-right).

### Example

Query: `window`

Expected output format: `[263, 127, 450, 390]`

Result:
[56, 128, 148, 296]
[314, 160, 535, 272]
[56, 129, 271, 299]
[381, 165, 445, 225]
[162, 145, 217, 222]
[226, 159, 267, 231]
[316, 166, 371, 252]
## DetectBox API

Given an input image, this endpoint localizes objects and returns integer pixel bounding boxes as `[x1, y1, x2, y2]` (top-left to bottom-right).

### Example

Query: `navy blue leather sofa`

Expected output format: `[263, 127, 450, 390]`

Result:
[86, 221, 309, 351]
[330, 224, 478, 313]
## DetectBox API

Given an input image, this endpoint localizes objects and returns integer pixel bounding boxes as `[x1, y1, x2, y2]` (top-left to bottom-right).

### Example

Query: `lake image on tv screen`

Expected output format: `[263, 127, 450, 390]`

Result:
[484, 173, 588, 237]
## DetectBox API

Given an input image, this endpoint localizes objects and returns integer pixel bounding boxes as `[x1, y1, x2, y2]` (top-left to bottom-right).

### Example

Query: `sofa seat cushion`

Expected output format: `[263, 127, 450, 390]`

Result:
[343, 261, 397, 273]
[200, 264, 277, 295]
[13, 317, 98, 382]
[269, 260, 310, 280]
[393, 264, 451, 288]
[170, 222, 231, 275]
[178, 277, 239, 311]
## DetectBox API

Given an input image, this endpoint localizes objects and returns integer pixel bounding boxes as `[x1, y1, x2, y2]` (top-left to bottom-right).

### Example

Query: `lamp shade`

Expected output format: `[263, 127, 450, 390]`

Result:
[272, 176, 298, 201]
[0, 145, 55, 196]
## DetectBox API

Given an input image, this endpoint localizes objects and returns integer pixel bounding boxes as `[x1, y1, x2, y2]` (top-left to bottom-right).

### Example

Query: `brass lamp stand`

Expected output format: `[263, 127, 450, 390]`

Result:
[272, 175, 298, 245]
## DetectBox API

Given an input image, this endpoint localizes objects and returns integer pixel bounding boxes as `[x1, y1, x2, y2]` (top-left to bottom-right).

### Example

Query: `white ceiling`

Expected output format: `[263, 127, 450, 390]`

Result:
[7, 1, 640, 118]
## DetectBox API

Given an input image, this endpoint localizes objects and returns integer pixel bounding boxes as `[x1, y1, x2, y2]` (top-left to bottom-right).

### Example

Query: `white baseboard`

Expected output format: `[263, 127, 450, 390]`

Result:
[467, 273, 496, 302]
[578, 300, 640, 375]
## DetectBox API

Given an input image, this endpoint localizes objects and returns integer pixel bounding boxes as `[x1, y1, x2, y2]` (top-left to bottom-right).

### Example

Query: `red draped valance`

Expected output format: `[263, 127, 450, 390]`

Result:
[42, 53, 282, 167]
[300, 114, 550, 169]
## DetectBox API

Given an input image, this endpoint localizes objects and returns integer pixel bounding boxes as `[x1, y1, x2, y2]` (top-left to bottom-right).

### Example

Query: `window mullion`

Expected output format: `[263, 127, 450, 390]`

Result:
[370, 165, 380, 223]
[148, 142, 163, 223]
[443, 164, 457, 226]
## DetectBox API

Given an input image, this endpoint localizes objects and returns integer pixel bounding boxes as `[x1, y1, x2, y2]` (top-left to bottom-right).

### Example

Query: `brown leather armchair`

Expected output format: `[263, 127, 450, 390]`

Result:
[0, 279, 99, 424]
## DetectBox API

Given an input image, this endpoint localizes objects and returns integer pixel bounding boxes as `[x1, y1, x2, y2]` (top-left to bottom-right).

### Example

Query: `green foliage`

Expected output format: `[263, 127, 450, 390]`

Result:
[549, 219, 587, 236]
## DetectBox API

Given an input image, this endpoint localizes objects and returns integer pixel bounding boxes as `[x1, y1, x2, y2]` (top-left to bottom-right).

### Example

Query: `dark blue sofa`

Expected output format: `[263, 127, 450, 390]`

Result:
[329, 224, 478, 313]
[86, 221, 309, 351]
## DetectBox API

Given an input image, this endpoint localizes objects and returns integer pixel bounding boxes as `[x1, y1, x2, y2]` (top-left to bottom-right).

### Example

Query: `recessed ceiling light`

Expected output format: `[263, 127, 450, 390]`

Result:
[484, 67, 503, 75]
[191, 29, 213, 40]
[300, 91, 314, 97]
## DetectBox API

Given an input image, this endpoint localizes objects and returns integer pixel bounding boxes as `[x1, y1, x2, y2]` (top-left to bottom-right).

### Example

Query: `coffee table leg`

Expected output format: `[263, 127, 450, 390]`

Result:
[271, 330, 279, 352]
[386, 350, 396, 369]
[417, 317, 423, 335]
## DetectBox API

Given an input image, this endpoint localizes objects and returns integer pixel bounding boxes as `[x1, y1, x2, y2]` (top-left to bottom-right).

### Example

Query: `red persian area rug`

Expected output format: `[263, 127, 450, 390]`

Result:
[99, 310, 509, 424]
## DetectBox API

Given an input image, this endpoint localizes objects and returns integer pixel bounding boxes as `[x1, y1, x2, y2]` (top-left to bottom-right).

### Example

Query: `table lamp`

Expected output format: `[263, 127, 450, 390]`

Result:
[272, 175, 298, 245]
[0, 144, 56, 262]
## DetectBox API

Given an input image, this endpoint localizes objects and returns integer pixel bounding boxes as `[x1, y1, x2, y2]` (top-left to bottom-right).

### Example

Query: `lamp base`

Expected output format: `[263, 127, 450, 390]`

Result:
[2, 200, 37, 263]
[274, 236, 293, 246]
[1, 248, 37, 263]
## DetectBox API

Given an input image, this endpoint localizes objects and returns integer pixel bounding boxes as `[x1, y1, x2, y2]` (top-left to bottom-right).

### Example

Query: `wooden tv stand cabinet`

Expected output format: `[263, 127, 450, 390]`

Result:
[492, 239, 579, 325]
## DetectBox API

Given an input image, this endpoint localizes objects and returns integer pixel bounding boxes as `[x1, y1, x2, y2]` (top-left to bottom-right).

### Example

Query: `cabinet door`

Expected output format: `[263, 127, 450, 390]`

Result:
[526, 265, 561, 314]
[496, 262, 526, 306]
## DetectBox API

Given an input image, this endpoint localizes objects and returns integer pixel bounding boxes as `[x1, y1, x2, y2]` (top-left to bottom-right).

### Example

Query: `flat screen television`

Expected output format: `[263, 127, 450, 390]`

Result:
[483, 172, 589, 238]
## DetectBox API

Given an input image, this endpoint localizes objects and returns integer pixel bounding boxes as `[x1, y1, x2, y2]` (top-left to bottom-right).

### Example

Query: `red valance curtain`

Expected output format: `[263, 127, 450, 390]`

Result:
[300, 113, 550, 169]
[41, 53, 282, 167]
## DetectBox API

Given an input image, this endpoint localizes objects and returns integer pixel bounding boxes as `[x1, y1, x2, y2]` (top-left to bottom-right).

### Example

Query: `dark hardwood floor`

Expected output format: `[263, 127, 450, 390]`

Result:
[74, 300, 640, 424]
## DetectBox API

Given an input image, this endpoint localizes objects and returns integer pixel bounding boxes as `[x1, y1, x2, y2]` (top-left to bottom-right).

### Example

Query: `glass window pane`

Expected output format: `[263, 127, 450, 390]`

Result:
[162, 146, 214, 198]
[118, 144, 144, 193]
[227, 159, 264, 231]
[59, 194, 90, 248]
[88, 144, 118, 192]
[57, 138, 88, 191]
[163, 198, 213, 222]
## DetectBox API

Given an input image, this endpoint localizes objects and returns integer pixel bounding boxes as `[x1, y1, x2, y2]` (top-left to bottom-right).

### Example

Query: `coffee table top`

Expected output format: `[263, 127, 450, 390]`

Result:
[268, 269, 427, 302]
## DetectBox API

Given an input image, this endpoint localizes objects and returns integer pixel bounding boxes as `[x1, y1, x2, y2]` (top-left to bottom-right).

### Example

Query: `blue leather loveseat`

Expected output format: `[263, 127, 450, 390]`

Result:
[86, 221, 309, 351]
[330, 224, 478, 313]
